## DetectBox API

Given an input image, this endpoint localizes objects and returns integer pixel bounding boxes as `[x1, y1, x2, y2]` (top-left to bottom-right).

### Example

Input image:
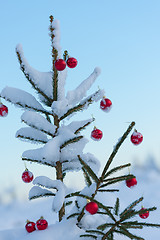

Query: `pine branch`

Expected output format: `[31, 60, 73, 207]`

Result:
[59, 90, 101, 121]
[86, 230, 104, 236]
[99, 174, 135, 188]
[118, 226, 144, 240]
[97, 189, 119, 192]
[75, 118, 95, 134]
[67, 213, 80, 220]
[114, 198, 120, 216]
[16, 134, 48, 144]
[120, 197, 143, 219]
[104, 163, 131, 179]
[22, 157, 56, 167]
[78, 155, 99, 184]
[80, 234, 97, 239]
[97, 223, 116, 231]
[29, 192, 55, 200]
[16, 48, 53, 106]
[82, 167, 92, 186]
[101, 121, 135, 179]
[22, 118, 55, 137]
[60, 136, 83, 150]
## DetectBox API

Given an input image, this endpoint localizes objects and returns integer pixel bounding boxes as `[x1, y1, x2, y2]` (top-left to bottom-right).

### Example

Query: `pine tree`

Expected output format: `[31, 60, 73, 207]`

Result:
[1, 15, 160, 239]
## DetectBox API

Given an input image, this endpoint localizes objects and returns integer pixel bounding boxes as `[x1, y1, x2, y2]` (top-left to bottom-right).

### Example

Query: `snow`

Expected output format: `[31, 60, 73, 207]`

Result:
[66, 67, 101, 106]
[16, 127, 48, 143]
[21, 111, 56, 136]
[49, 19, 61, 56]
[0, 87, 47, 113]
[1, 161, 160, 240]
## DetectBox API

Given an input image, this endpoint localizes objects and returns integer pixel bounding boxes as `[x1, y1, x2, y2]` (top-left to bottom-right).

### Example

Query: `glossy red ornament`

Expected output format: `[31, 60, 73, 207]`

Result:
[126, 177, 137, 188]
[100, 98, 112, 112]
[91, 127, 103, 141]
[22, 169, 34, 183]
[139, 208, 149, 219]
[85, 202, 98, 215]
[36, 217, 48, 230]
[55, 59, 66, 71]
[67, 57, 78, 68]
[131, 130, 143, 145]
[25, 220, 36, 233]
[0, 104, 8, 117]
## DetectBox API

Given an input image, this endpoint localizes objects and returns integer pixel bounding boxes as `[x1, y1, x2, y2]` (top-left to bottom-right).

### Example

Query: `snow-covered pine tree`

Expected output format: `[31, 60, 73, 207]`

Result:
[1, 15, 160, 239]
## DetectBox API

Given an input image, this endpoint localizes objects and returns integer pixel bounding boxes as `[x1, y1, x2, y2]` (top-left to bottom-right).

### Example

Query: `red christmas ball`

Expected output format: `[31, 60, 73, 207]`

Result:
[55, 59, 66, 71]
[22, 169, 34, 183]
[131, 130, 143, 145]
[67, 57, 78, 68]
[85, 202, 98, 215]
[126, 177, 137, 188]
[139, 208, 149, 219]
[36, 217, 48, 230]
[0, 104, 8, 117]
[91, 128, 103, 141]
[100, 98, 112, 112]
[25, 220, 36, 233]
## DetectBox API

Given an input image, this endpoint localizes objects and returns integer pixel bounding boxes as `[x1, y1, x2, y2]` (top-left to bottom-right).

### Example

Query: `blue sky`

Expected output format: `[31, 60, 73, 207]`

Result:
[0, 0, 160, 199]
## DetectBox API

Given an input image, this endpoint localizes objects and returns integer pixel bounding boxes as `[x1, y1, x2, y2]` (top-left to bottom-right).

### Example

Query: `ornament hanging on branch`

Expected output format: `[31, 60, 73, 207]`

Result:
[67, 57, 78, 68]
[0, 103, 8, 117]
[22, 168, 34, 183]
[126, 177, 137, 188]
[131, 130, 143, 145]
[54, 59, 66, 71]
[139, 208, 149, 219]
[85, 201, 98, 215]
[100, 97, 112, 112]
[25, 220, 36, 233]
[36, 217, 48, 230]
[91, 127, 103, 141]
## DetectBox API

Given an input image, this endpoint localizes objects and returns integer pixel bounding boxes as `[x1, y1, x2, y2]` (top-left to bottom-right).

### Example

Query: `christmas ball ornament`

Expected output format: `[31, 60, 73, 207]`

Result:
[0, 104, 8, 117]
[100, 97, 112, 112]
[91, 127, 103, 141]
[67, 57, 78, 68]
[22, 168, 34, 183]
[131, 130, 143, 145]
[126, 177, 137, 188]
[25, 220, 36, 233]
[139, 208, 149, 219]
[55, 59, 66, 71]
[36, 217, 48, 230]
[85, 202, 98, 215]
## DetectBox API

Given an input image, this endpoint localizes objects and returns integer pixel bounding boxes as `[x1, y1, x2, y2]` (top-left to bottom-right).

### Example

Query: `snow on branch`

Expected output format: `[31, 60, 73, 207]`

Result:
[0, 86, 50, 114]
[29, 186, 55, 200]
[16, 44, 53, 106]
[66, 67, 101, 106]
[49, 19, 61, 57]
[59, 89, 105, 120]
[67, 118, 94, 134]
[21, 111, 56, 137]
[16, 127, 49, 144]
[33, 176, 66, 212]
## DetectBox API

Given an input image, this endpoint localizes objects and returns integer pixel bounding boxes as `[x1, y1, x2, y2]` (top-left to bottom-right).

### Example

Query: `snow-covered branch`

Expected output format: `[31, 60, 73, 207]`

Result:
[0, 87, 51, 115]
[16, 127, 48, 144]
[21, 111, 56, 137]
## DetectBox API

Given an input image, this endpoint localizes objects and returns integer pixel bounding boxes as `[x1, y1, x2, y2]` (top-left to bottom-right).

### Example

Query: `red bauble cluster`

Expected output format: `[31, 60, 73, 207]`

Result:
[25, 221, 36, 233]
[91, 127, 103, 141]
[131, 130, 143, 145]
[36, 217, 48, 230]
[126, 177, 137, 188]
[85, 202, 98, 215]
[139, 208, 149, 219]
[0, 104, 8, 117]
[22, 169, 34, 183]
[54, 57, 77, 71]
[100, 97, 112, 112]
[25, 217, 48, 233]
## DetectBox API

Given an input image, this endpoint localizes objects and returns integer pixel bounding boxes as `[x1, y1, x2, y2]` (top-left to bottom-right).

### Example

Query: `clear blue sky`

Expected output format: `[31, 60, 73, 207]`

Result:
[0, 0, 160, 200]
